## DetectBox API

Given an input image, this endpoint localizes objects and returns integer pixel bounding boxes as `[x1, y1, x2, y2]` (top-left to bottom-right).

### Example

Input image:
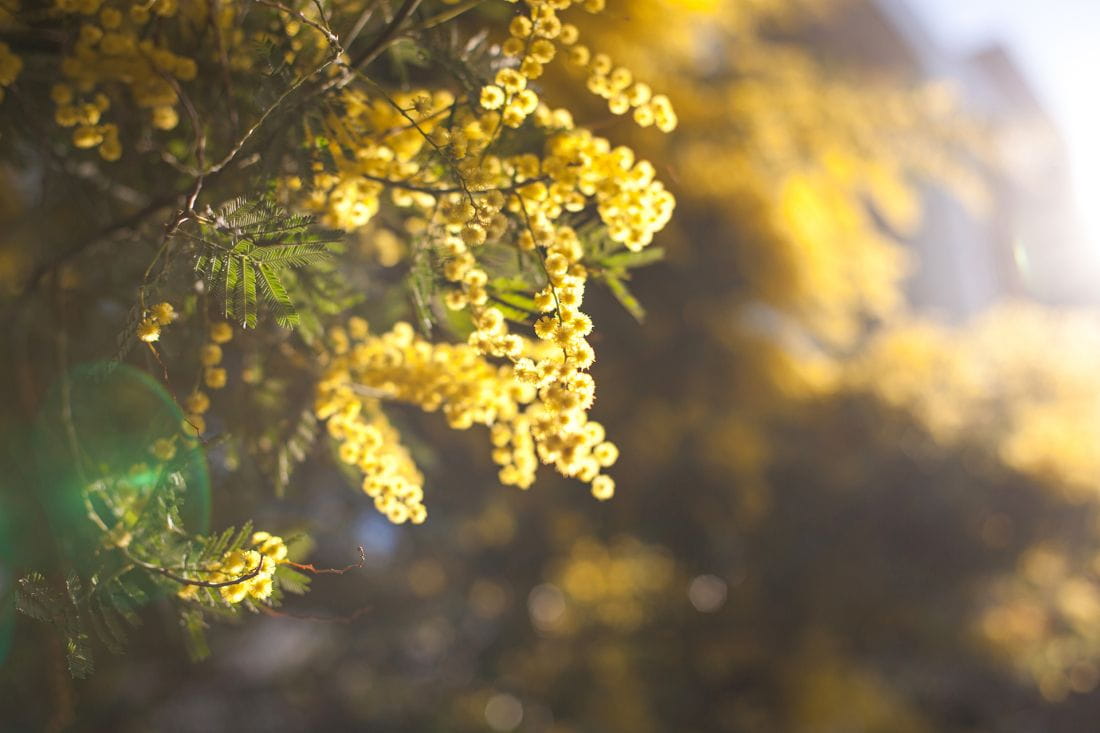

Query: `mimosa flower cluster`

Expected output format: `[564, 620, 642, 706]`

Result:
[288, 0, 675, 522]
[315, 320, 430, 524]
[137, 301, 176, 343]
[177, 531, 289, 605]
[2, 0, 682, 669]
[8, 0, 677, 527]
[314, 317, 624, 524]
[47, 0, 208, 160]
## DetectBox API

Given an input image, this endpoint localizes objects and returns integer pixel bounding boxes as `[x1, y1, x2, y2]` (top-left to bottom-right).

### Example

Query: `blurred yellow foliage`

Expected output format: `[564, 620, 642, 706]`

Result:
[852, 304, 1100, 500]
[542, 536, 675, 634]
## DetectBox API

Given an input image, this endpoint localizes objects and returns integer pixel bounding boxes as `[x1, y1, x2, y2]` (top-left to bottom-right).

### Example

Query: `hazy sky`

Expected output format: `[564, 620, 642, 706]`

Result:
[908, 0, 1100, 242]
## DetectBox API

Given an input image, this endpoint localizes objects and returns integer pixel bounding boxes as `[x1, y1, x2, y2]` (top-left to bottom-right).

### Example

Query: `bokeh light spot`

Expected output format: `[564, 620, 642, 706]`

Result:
[688, 574, 728, 613]
[528, 583, 566, 632]
[484, 693, 523, 732]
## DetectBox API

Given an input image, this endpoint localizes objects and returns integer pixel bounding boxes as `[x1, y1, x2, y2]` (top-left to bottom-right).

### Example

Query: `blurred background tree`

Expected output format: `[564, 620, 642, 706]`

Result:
[4, 0, 1100, 731]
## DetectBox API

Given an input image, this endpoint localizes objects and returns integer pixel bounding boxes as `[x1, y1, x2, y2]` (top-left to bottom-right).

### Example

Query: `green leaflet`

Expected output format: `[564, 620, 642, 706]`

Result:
[190, 197, 343, 330]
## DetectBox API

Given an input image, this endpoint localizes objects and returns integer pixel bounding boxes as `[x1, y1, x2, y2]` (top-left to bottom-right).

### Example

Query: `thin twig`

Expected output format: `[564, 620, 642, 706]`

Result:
[343, 0, 422, 77]
[205, 54, 339, 177]
[341, 2, 378, 49]
[254, 0, 343, 49]
[360, 77, 478, 206]
[358, 171, 549, 195]
[284, 546, 367, 575]
[405, 0, 487, 32]
[127, 550, 266, 589]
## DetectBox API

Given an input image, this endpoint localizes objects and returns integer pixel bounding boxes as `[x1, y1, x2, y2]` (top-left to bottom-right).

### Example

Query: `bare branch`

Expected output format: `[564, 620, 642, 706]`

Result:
[284, 546, 367, 575]
[127, 550, 266, 589]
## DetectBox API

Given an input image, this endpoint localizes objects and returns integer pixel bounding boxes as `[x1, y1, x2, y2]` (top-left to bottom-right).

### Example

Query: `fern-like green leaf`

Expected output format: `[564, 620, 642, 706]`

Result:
[189, 195, 341, 330]
[242, 257, 258, 328]
[258, 263, 299, 327]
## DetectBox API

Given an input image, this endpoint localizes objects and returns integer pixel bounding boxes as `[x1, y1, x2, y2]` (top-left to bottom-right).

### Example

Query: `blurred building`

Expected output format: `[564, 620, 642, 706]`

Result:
[808, 0, 1094, 319]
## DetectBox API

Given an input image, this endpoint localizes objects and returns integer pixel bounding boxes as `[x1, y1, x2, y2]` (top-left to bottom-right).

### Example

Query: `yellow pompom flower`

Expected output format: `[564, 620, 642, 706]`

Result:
[151, 105, 179, 130]
[184, 391, 210, 415]
[508, 15, 532, 38]
[591, 474, 615, 500]
[73, 126, 103, 149]
[182, 414, 206, 436]
[495, 68, 526, 93]
[150, 438, 177, 461]
[200, 343, 223, 367]
[209, 321, 233, 344]
[204, 367, 227, 389]
[480, 85, 506, 110]
[150, 302, 176, 325]
[137, 318, 161, 343]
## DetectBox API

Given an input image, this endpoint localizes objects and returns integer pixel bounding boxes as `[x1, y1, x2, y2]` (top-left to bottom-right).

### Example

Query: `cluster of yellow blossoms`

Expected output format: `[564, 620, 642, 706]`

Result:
[177, 531, 288, 605]
[314, 317, 623, 524]
[13, 0, 677, 525]
[301, 89, 457, 231]
[49, 0, 202, 160]
[182, 321, 233, 437]
[287, 0, 675, 523]
[849, 305, 1100, 500]
[485, 0, 675, 132]
[300, 0, 676, 238]
[314, 320, 430, 524]
[137, 301, 176, 343]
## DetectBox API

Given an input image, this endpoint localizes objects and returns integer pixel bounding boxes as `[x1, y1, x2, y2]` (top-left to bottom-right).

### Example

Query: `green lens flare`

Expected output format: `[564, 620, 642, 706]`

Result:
[33, 363, 211, 574]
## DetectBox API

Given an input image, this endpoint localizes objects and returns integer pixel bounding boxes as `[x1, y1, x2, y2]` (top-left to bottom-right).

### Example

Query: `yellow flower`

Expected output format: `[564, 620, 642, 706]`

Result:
[480, 85, 505, 110]
[221, 581, 250, 605]
[200, 343, 223, 366]
[98, 136, 122, 162]
[73, 126, 103, 149]
[151, 105, 179, 131]
[593, 441, 619, 467]
[209, 321, 233, 344]
[252, 532, 289, 562]
[204, 367, 227, 389]
[248, 575, 273, 600]
[137, 318, 161, 343]
[150, 302, 176, 325]
[591, 474, 615, 500]
[495, 68, 526, 93]
[184, 391, 210, 414]
[150, 438, 177, 461]
[182, 414, 206, 436]
[530, 39, 556, 64]
[508, 15, 532, 38]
